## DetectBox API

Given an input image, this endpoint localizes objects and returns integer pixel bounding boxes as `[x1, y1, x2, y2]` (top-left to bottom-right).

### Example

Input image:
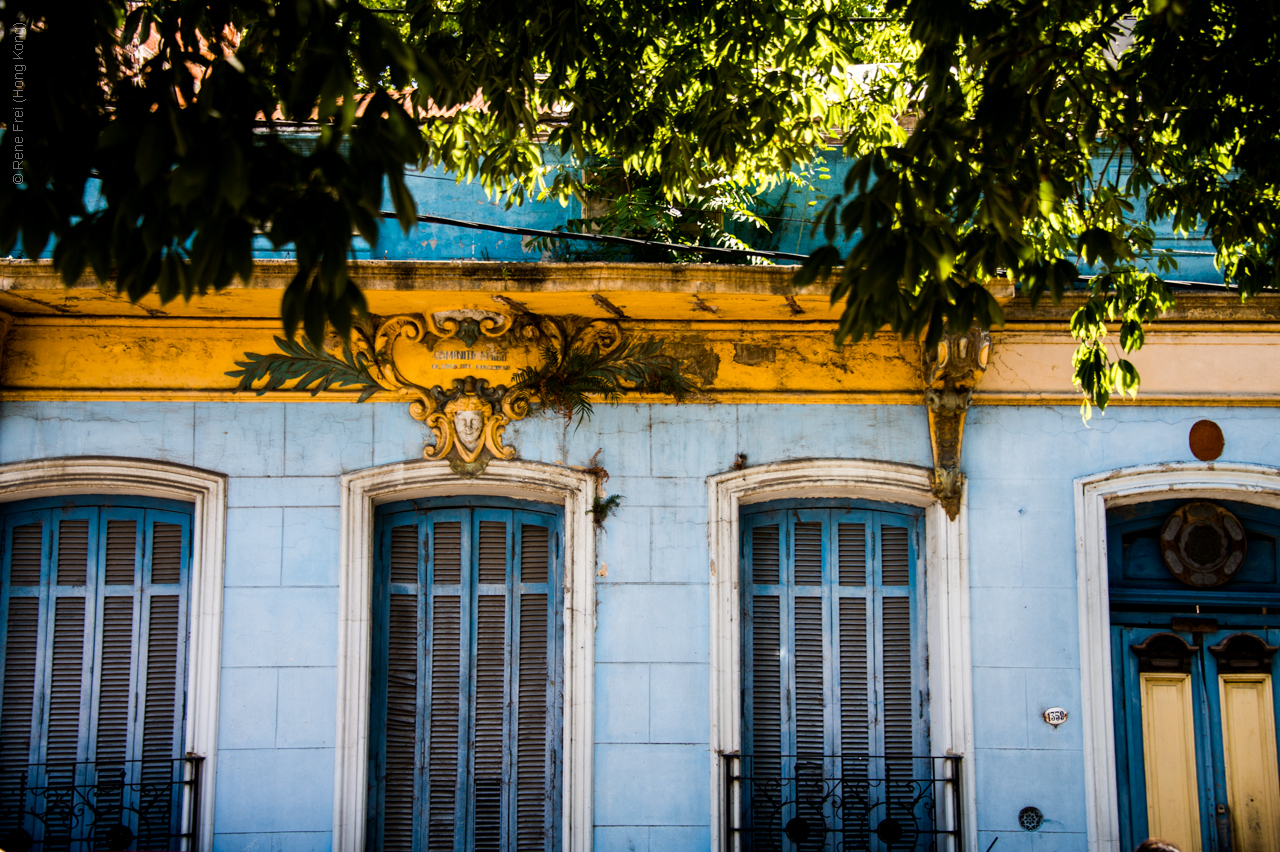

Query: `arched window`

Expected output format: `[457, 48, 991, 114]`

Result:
[0, 495, 194, 850]
[368, 498, 563, 852]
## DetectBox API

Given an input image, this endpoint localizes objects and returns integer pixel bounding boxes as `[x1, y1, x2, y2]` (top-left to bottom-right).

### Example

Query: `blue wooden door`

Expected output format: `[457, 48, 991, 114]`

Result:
[1114, 624, 1280, 852]
[1109, 498, 1280, 851]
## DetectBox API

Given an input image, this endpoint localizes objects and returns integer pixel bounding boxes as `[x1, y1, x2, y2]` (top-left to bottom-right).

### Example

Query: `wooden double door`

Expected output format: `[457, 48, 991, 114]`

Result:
[1113, 622, 1280, 852]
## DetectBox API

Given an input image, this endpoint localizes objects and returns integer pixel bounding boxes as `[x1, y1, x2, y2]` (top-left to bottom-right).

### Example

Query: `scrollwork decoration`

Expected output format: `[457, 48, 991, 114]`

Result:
[426, 309, 511, 348]
[227, 309, 692, 477]
[423, 377, 531, 477]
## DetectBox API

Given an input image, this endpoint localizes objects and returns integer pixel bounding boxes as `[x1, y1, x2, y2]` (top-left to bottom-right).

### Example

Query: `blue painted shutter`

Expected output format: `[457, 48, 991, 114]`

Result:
[382, 523, 421, 852]
[373, 505, 561, 852]
[0, 502, 191, 845]
[473, 519, 508, 850]
[743, 506, 924, 776]
[1, 519, 44, 788]
[879, 523, 915, 793]
[515, 522, 552, 852]
[428, 516, 464, 852]
[837, 521, 869, 779]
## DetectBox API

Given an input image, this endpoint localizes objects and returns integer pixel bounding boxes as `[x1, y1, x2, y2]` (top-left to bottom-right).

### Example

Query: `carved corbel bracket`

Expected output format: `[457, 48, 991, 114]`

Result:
[922, 327, 991, 520]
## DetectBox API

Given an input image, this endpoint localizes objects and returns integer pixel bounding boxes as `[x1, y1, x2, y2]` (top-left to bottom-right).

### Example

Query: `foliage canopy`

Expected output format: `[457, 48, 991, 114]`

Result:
[3, 0, 1278, 412]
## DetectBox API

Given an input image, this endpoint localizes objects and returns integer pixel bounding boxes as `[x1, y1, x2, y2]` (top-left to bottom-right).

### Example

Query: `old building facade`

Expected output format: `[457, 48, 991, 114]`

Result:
[1, 229, 1279, 852]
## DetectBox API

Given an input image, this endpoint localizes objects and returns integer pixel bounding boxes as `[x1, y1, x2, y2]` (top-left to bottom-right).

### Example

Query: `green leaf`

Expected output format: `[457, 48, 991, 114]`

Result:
[225, 335, 380, 398]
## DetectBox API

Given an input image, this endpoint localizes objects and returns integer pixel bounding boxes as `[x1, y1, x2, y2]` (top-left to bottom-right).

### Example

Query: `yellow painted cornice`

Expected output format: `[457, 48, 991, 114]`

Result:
[2, 259, 1278, 405]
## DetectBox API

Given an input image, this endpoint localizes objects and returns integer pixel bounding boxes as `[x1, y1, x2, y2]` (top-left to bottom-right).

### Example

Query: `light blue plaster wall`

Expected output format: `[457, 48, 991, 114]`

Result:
[2, 399, 1277, 851]
[962, 405, 1280, 852]
[508, 403, 931, 852]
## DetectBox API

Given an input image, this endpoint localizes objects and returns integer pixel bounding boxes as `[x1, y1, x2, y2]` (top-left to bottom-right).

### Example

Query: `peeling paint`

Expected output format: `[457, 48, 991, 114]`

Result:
[665, 341, 721, 385]
[733, 343, 776, 366]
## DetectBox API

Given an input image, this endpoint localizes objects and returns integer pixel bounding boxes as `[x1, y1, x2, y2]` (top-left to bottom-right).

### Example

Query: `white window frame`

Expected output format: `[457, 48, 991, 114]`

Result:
[1074, 461, 1280, 852]
[0, 456, 228, 852]
[708, 459, 976, 852]
[333, 459, 596, 852]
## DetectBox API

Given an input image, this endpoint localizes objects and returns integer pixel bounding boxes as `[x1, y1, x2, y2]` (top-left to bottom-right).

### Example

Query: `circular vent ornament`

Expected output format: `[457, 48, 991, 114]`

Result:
[1161, 501, 1247, 588]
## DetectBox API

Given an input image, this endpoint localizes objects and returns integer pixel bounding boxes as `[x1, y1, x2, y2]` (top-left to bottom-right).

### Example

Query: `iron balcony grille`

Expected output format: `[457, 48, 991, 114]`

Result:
[0, 756, 203, 852]
[724, 754, 963, 852]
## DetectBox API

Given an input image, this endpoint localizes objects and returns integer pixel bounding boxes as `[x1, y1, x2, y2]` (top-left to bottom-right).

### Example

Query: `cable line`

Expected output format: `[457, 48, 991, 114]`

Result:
[378, 210, 810, 262]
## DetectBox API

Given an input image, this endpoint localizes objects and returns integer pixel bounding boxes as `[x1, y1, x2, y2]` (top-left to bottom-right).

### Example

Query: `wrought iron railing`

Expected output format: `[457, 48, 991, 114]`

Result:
[0, 756, 202, 852]
[723, 754, 962, 852]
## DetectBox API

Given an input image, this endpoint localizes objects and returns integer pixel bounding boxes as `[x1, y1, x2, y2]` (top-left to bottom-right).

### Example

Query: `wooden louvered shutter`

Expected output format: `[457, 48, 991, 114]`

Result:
[0, 503, 191, 846]
[142, 511, 189, 844]
[45, 597, 87, 781]
[96, 512, 141, 778]
[427, 515, 464, 852]
[47, 516, 93, 787]
[744, 507, 923, 823]
[373, 506, 561, 852]
[876, 521, 916, 812]
[98, 509, 191, 844]
[380, 522, 421, 852]
[747, 525, 781, 756]
[1, 519, 44, 788]
[793, 518, 829, 852]
[745, 521, 782, 834]
[792, 522, 824, 764]
[879, 524, 914, 767]
[837, 521, 869, 780]
[514, 518, 555, 852]
[473, 520, 508, 851]
[1, 512, 97, 791]
[138, 518, 189, 841]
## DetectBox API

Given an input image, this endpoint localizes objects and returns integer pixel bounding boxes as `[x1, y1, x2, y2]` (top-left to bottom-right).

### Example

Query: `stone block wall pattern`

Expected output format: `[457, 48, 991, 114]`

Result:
[2, 399, 1279, 851]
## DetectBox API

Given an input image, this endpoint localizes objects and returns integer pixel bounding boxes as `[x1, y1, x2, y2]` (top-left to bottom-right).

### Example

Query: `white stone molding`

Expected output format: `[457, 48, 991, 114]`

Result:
[708, 459, 976, 852]
[0, 456, 228, 852]
[334, 459, 596, 852]
[1074, 461, 1280, 852]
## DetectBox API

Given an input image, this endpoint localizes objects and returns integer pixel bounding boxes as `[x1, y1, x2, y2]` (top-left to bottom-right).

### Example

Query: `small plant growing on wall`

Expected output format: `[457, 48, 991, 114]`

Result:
[511, 319, 691, 423]
[587, 494, 623, 528]
[585, 448, 609, 482]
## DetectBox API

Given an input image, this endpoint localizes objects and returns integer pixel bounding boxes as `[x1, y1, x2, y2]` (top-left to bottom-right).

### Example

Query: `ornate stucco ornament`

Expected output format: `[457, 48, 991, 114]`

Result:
[426, 308, 511, 348]
[422, 376, 530, 476]
[227, 306, 690, 477]
[227, 311, 532, 476]
[922, 326, 991, 520]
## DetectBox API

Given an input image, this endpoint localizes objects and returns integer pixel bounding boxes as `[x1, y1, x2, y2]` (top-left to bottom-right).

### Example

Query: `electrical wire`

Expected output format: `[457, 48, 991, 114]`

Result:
[401, 171, 824, 227]
[378, 210, 810, 261]
[380, 209, 1229, 273]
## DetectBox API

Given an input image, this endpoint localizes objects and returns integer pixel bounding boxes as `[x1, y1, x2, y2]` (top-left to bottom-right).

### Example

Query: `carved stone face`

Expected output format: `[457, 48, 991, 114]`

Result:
[453, 410, 485, 451]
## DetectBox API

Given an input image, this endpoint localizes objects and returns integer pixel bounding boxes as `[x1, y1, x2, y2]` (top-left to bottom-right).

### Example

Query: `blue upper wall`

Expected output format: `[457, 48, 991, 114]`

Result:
[18, 147, 1222, 282]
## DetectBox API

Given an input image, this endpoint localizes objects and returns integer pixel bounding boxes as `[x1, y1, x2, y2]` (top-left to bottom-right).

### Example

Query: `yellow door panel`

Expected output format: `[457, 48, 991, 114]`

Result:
[1220, 674, 1280, 852]
[1141, 672, 1203, 852]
